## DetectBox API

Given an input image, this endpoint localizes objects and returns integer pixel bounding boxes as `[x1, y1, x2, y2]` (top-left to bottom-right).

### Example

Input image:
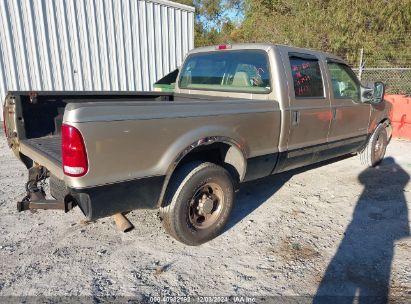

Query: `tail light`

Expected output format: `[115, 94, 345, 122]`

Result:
[62, 124, 88, 177]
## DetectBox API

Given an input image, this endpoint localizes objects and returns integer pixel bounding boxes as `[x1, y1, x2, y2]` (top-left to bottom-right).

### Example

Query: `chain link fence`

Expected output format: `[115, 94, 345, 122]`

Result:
[359, 67, 411, 95]
[348, 48, 411, 95]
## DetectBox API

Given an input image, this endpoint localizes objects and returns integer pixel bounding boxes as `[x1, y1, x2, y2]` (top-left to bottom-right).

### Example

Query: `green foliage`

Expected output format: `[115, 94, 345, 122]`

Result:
[238, 0, 411, 66]
[177, 0, 411, 67]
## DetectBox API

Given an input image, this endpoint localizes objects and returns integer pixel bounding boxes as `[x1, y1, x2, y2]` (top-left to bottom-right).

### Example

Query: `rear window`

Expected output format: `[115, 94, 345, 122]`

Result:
[178, 50, 271, 93]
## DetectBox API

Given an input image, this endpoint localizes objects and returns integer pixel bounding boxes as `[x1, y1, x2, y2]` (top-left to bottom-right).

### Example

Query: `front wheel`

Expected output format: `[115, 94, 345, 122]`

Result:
[359, 123, 388, 167]
[160, 162, 234, 246]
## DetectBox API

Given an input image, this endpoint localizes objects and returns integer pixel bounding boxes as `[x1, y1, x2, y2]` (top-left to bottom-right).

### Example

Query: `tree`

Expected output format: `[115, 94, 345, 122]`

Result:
[173, 0, 244, 46]
[175, 0, 411, 67]
[237, 0, 411, 66]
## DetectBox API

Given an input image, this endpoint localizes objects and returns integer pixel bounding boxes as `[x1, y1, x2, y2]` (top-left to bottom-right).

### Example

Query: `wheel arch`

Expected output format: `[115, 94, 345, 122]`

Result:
[368, 99, 392, 137]
[156, 136, 247, 208]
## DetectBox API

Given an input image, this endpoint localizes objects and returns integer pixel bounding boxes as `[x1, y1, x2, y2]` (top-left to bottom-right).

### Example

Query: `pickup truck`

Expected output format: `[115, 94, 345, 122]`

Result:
[3, 44, 391, 245]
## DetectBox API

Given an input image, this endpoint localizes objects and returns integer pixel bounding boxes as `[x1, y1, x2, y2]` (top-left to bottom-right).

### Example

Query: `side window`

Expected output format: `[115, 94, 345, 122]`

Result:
[289, 56, 324, 98]
[327, 62, 360, 100]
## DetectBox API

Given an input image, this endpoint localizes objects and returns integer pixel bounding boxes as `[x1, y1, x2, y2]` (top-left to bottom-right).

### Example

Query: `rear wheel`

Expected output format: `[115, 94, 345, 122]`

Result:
[160, 162, 234, 246]
[359, 123, 388, 167]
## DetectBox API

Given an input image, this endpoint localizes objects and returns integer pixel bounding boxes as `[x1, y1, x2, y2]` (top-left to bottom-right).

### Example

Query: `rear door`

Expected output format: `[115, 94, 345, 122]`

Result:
[326, 61, 371, 142]
[277, 51, 332, 171]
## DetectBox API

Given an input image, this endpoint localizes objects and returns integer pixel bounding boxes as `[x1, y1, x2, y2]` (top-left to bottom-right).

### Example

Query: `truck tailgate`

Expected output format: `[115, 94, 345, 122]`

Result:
[19, 135, 64, 179]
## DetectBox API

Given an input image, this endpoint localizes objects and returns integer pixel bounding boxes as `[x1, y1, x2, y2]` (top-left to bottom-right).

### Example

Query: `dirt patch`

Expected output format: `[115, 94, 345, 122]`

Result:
[273, 239, 320, 262]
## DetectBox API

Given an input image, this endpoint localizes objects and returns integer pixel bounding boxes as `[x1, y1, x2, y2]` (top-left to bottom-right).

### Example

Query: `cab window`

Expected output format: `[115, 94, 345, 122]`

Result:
[179, 50, 271, 93]
[327, 62, 360, 101]
[289, 56, 324, 98]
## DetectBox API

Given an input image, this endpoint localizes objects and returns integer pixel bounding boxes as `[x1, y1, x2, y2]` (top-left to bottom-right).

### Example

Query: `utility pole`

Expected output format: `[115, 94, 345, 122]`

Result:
[358, 48, 364, 81]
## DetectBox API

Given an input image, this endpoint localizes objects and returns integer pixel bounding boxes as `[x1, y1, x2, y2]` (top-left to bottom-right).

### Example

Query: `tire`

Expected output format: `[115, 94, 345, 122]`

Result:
[359, 123, 388, 167]
[160, 162, 234, 246]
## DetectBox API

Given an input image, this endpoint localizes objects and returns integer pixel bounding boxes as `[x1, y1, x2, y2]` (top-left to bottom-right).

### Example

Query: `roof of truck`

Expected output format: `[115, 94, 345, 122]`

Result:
[188, 43, 346, 65]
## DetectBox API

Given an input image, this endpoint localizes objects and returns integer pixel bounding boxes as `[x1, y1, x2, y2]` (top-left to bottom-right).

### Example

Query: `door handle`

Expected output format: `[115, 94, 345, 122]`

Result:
[292, 111, 300, 127]
[332, 108, 337, 121]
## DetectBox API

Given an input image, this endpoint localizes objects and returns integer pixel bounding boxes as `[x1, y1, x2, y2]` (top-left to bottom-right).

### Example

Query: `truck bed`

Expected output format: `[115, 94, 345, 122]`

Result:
[5, 91, 239, 182]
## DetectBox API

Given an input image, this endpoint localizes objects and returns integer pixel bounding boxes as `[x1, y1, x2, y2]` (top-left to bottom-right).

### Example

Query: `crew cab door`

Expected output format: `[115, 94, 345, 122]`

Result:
[277, 51, 332, 171]
[326, 60, 370, 142]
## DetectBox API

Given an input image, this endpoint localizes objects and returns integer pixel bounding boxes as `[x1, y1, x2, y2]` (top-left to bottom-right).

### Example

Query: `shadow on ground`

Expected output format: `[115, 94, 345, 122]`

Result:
[225, 155, 351, 232]
[311, 157, 410, 304]
[225, 156, 409, 303]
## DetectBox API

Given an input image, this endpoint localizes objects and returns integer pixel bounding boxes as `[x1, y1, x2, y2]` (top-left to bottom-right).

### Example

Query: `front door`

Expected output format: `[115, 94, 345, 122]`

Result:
[326, 61, 370, 143]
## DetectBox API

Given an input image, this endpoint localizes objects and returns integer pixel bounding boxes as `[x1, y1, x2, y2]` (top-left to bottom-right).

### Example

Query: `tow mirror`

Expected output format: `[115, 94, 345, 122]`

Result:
[372, 81, 385, 104]
[360, 81, 385, 104]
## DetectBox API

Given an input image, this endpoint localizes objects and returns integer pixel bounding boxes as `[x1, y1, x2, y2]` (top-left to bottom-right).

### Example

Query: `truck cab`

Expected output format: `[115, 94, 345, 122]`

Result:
[174, 43, 391, 170]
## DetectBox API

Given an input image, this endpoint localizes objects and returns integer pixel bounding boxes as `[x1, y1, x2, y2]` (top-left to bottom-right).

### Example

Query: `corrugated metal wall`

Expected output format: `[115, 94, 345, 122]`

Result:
[0, 0, 194, 118]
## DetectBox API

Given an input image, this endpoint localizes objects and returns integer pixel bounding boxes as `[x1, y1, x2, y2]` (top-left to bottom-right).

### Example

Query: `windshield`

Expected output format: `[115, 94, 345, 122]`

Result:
[179, 50, 271, 93]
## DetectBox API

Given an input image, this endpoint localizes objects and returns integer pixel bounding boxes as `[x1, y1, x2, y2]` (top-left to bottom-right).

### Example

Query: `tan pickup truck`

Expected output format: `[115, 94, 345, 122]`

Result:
[3, 44, 391, 245]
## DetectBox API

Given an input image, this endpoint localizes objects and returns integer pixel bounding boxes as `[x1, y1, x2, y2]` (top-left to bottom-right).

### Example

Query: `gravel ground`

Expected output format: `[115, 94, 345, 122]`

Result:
[0, 133, 410, 303]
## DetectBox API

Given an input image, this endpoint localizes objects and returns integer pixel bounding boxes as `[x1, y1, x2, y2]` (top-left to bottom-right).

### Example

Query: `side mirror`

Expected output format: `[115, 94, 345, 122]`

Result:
[372, 81, 385, 104]
[360, 81, 385, 104]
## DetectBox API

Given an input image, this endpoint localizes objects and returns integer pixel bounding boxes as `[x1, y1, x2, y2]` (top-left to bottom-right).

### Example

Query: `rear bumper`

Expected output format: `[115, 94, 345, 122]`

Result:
[66, 176, 165, 220]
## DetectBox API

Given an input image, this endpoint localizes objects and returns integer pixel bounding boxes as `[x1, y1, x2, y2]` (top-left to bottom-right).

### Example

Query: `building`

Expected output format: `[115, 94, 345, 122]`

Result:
[0, 0, 194, 119]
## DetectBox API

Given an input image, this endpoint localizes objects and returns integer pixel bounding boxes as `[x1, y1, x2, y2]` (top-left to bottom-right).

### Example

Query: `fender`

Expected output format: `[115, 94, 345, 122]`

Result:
[368, 100, 392, 135]
[156, 132, 248, 207]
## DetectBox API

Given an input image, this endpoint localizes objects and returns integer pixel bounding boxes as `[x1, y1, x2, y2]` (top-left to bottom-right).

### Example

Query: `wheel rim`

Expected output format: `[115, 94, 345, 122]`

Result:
[188, 182, 224, 229]
[374, 133, 385, 161]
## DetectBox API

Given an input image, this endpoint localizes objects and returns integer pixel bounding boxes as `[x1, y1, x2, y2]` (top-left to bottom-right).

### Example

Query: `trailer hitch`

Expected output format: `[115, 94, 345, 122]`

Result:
[17, 196, 74, 213]
[17, 166, 75, 213]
